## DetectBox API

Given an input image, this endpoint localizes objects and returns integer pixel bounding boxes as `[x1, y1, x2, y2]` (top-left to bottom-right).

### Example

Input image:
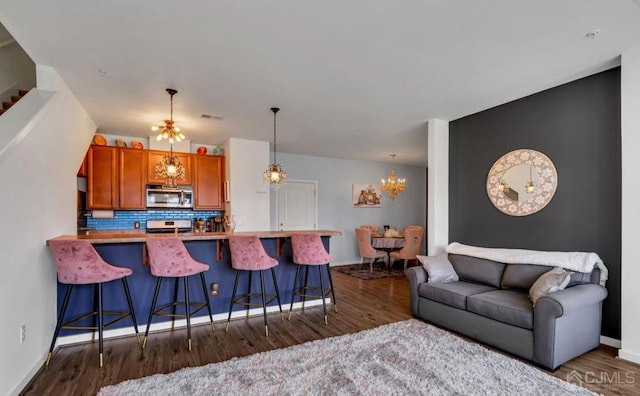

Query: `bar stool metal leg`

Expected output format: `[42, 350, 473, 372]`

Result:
[142, 277, 163, 349]
[91, 284, 99, 343]
[246, 271, 252, 318]
[325, 264, 338, 313]
[170, 278, 179, 331]
[184, 277, 192, 351]
[46, 284, 73, 367]
[226, 271, 241, 332]
[288, 264, 301, 320]
[318, 266, 328, 325]
[121, 277, 140, 344]
[199, 273, 215, 334]
[259, 270, 269, 336]
[270, 268, 284, 321]
[302, 266, 310, 310]
[97, 282, 104, 367]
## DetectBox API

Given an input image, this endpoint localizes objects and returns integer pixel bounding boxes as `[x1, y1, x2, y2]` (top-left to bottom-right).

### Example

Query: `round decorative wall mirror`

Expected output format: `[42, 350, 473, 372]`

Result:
[486, 149, 558, 216]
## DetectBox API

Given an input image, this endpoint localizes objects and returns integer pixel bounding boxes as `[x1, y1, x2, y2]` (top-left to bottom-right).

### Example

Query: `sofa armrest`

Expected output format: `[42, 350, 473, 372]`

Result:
[535, 284, 608, 318]
[405, 266, 427, 316]
[533, 283, 607, 370]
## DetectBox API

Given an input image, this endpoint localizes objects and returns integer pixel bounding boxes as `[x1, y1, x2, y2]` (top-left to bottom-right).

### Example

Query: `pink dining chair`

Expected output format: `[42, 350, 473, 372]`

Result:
[226, 236, 283, 336]
[355, 227, 388, 273]
[360, 224, 380, 235]
[47, 240, 139, 367]
[143, 237, 214, 351]
[390, 226, 424, 272]
[289, 233, 337, 325]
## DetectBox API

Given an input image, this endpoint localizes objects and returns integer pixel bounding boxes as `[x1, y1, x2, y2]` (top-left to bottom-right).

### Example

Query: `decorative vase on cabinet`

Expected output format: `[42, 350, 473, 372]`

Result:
[224, 214, 236, 233]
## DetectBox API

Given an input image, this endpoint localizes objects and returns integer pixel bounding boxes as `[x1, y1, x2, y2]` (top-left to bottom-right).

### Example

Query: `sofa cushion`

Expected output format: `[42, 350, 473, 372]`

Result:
[529, 267, 571, 306]
[418, 281, 497, 310]
[568, 269, 598, 287]
[467, 290, 534, 330]
[417, 254, 459, 283]
[448, 254, 506, 288]
[501, 264, 553, 290]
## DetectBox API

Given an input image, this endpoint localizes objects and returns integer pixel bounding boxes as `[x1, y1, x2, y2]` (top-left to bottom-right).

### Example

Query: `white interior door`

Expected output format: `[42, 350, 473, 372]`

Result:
[277, 180, 317, 230]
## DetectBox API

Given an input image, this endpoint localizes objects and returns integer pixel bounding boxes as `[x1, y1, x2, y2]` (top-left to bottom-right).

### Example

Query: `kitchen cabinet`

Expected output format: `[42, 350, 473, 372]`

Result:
[87, 145, 118, 209]
[147, 150, 192, 185]
[194, 155, 225, 209]
[119, 148, 147, 209]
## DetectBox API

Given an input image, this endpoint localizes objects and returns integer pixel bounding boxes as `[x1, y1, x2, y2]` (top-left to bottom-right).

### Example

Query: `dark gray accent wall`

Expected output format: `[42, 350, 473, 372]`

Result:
[449, 68, 621, 339]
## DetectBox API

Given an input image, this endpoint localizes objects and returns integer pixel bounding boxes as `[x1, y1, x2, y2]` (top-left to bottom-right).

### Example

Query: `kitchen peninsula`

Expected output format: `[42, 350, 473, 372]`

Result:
[46, 230, 341, 339]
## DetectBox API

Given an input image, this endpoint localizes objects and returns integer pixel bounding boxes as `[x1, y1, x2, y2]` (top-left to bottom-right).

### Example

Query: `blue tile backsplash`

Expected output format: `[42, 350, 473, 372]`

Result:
[88, 210, 223, 230]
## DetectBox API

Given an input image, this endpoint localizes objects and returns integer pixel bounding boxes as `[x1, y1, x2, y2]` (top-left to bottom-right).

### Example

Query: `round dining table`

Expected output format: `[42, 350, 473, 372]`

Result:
[371, 235, 404, 265]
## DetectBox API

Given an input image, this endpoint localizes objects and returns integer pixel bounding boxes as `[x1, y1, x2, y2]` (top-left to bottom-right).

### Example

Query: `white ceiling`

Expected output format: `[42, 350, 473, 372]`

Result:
[2, 1, 640, 166]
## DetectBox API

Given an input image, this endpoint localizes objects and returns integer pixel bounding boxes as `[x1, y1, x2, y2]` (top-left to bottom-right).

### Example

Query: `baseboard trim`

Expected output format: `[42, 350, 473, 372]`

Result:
[55, 299, 327, 347]
[9, 358, 44, 396]
[618, 348, 640, 364]
[600, 335, 621, 348]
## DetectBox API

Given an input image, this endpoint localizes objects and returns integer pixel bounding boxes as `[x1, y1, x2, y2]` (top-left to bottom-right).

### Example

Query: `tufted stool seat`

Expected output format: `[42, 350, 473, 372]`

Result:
[226, 236, 283, 337]
[47, 240, 140, 367]
[288, 234, 337, 325]
[142, 237, 215, 352]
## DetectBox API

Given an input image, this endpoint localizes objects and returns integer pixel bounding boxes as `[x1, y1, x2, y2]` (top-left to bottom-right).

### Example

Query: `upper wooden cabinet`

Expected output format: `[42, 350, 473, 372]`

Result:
[85, 146, 224, 211]
[194, 155, 225, 210]
[147, 150, 192, 185]
[118, 148, 147, 209]
[77, 153, 88, 177]
[87, 145, 118, 209]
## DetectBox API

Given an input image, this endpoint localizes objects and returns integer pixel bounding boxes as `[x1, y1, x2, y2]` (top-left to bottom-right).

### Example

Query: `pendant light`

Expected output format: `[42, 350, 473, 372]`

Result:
[263, 107, 287, 184]
[152, 88, 186, 188]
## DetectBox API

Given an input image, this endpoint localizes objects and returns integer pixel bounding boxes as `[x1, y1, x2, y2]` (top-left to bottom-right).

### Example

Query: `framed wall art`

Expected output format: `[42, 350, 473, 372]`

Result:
[353, 184, 382, 208]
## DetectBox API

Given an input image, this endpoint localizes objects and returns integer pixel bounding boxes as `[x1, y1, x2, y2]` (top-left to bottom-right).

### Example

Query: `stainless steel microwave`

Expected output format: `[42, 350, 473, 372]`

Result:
[146, 185, 194, 209]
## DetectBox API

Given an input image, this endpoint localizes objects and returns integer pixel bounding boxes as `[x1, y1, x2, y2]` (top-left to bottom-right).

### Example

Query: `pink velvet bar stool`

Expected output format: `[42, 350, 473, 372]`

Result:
[47, 240, 140, 367]
[288, 233, 337, 325]
[143, 238, 215, 351]
[226, 236, 283, 337]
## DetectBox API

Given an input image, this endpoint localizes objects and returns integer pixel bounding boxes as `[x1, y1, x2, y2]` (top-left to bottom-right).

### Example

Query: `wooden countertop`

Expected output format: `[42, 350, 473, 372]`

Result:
[46, 230, 342, 245]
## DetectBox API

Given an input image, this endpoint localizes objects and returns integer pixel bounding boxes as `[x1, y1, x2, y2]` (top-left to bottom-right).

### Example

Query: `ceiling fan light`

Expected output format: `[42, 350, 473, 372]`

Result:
[151, 125, 159, 131]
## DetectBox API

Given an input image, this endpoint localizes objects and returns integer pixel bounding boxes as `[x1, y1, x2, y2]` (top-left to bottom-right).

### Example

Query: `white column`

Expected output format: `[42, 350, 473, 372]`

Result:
[620, 46, 640, 364]
[427, 119, 449, 255]
[225, 138, 270, 231]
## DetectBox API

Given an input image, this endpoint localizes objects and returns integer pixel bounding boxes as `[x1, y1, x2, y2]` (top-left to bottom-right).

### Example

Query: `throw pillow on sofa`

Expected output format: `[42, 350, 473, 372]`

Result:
[529, 267, 571, 306]
[417, 254, 459, 283]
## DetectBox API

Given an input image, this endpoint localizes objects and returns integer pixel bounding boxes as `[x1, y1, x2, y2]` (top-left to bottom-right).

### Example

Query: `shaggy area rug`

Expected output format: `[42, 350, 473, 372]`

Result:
[98, 320, 595, 396]
[333, 261, 405, 280]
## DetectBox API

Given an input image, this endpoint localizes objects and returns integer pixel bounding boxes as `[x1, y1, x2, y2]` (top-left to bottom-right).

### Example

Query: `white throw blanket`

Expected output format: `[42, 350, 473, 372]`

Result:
[445, 242, 608, 286]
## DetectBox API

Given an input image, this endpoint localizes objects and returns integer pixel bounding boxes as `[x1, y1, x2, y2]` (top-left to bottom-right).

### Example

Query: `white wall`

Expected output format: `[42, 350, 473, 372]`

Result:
[0, 65, 95, 396]
[619, 46, 640, 364]
[274, 152, 427, 264]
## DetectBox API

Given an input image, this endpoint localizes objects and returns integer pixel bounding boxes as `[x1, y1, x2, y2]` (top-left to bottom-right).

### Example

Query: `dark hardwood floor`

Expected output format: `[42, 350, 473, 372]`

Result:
[21, 269, 639, 395]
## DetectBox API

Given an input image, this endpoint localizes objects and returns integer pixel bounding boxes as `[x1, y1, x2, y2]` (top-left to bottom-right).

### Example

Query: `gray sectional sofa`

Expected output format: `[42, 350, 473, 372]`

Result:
[405, 253, 608, 370]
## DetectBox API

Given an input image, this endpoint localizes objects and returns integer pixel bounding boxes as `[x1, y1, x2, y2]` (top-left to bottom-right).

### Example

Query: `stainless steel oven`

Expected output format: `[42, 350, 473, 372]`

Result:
[146, 185, 193, 209]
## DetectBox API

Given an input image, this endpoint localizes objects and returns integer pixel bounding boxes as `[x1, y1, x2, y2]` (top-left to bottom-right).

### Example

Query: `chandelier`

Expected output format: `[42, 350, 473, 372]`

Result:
[152, 88, 186, 188]
[152, 88, 185, 143]
[154, 147, 186, 188]
[380, 154, 406, 200]
[263, 107, 287, 184]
